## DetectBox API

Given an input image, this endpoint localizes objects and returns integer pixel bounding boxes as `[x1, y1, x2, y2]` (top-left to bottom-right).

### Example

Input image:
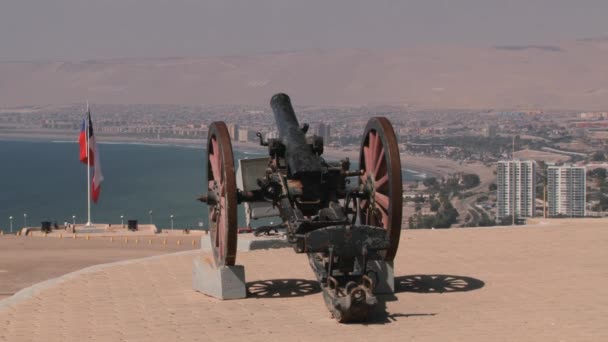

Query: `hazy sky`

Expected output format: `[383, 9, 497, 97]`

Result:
[1, 0, 607, 61]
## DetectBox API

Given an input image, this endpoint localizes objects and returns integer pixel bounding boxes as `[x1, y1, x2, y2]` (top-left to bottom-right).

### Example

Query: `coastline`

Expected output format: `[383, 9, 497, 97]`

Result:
[0, 131, 493, 181]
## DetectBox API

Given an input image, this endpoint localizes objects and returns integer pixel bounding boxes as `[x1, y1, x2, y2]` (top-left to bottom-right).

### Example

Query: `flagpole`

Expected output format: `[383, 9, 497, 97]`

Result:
[86, 102, 92, 226]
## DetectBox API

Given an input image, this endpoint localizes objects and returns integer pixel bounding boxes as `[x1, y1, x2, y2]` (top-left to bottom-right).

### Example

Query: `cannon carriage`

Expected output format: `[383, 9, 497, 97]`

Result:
[199, 93, 402, 322]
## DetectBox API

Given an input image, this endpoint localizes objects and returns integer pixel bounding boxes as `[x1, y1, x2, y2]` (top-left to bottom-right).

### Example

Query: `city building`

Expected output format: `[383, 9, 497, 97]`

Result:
[496, 160, 536, 222]
[547, 165, 586, 217]
[238, 128, 257, 143]
[227, 123, 239, 141]
[265, 131, 279, 141]
[316, 123, 331, 143]
[579, 112, 608, 120]
[484, 124, 498, 138]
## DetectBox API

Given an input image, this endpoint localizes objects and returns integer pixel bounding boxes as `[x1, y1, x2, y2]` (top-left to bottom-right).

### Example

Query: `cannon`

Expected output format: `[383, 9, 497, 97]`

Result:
[199, 93, 402, 322]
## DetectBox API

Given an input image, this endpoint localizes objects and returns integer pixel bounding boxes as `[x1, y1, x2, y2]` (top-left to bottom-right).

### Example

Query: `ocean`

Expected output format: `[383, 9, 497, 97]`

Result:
[0, 140, 423, 232]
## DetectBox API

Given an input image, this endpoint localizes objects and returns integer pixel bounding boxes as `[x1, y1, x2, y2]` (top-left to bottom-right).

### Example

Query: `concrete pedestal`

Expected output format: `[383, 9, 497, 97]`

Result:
[368, 260, 395, 294]
[192, 256, 246, 300]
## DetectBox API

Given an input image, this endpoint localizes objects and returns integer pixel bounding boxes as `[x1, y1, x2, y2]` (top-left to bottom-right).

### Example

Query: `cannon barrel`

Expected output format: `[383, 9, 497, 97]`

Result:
[270, 93, 322, 177]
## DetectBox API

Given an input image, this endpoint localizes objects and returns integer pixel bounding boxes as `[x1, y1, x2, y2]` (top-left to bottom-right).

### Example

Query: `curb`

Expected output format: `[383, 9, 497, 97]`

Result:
[0, 250, 201, 312]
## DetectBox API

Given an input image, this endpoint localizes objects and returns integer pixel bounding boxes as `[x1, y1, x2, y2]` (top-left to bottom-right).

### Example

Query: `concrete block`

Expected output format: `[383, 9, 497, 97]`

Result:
[192, 256, 246, 300]
[200, 234, 290, 252]
[368, 260, 395, 294]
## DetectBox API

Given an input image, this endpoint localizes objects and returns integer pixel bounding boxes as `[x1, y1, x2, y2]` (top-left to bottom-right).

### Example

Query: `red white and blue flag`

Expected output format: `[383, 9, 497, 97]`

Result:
[78, 108, 104, 203]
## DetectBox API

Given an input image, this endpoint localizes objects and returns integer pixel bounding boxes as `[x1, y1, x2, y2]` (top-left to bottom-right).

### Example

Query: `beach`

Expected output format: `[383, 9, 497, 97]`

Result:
[0, 130, 493, 182]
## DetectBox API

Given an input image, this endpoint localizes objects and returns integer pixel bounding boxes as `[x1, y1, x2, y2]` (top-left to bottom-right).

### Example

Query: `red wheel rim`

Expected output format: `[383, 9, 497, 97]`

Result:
[207, 122, 238, 266]
[359, 117, 402, 261]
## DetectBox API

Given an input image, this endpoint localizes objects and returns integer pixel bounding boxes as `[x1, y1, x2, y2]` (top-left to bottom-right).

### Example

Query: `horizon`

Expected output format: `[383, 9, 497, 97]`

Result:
[1, 38, 608, 63]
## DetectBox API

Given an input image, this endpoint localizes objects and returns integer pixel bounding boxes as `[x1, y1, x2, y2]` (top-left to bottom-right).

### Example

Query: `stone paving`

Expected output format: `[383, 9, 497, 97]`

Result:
[1, 219, 607, 341]
[0, 234, 200, 300]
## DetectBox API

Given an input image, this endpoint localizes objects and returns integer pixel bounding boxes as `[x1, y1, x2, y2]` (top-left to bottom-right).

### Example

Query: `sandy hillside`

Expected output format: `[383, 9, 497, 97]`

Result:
[1, 39, 608, 110]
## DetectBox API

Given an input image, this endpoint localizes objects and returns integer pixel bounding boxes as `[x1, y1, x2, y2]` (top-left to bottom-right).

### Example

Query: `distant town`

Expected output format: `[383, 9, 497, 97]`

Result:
[1, 104, 606, 227]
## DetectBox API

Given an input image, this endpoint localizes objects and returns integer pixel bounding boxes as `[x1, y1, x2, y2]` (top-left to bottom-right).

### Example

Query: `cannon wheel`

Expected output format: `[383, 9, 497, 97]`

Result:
[206, 122, 238, 267]
[359, 117, 403, 261]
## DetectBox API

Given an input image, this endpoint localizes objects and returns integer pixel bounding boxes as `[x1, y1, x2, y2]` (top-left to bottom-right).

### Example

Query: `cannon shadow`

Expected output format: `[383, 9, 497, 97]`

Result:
[246, 279, 321, 299]
[367, 274, 484, 324]
[395, 274, 485, 294]
[245, 275, 484, 323]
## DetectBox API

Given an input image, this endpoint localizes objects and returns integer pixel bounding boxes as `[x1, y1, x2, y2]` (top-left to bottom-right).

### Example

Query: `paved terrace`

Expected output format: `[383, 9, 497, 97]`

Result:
[0, 234, 201, 301]
[1, 218, 607, 341]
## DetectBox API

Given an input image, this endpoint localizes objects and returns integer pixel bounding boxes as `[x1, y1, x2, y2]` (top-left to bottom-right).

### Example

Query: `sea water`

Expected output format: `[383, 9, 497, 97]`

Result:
[0, 140, 422, 232]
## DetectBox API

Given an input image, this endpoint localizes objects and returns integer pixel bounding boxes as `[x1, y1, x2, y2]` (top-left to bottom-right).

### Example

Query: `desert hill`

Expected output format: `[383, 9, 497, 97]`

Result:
[1, 39, 608, 110]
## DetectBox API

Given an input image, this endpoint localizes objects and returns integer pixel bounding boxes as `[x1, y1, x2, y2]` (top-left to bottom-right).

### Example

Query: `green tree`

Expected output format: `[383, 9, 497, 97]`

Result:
[478, 213, 495, 227]
[423, 177, 438, 189]
[413, 194, 425, 203]
[588, 168, 607, 181]
[591, 151, 606, 162]
[462, 173, 481, 189]
[599, 195, 608, 211]
[430, 199, 441, 212]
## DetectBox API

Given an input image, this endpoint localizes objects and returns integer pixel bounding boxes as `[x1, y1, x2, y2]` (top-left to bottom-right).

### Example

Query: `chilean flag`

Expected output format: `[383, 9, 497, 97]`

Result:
[79, 108, 104, 203]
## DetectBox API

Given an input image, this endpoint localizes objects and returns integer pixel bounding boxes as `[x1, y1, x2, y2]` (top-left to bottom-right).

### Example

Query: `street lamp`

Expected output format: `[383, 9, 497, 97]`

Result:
[149, 210, 153, 224]
[72, 215, 76, 225]
[9, 216, 13, 234]
[23, 213, 27, 228]
[120, 215, 124, 228]
[170, 214, 174, 230]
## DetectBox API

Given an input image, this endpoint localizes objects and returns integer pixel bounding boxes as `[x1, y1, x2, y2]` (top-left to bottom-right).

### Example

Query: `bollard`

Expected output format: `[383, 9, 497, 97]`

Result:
[149, 239, 152, 245]
[163, 239, 167, 245]
[59, 233, 63, 239]
[191, 240, 196, 246]
[73, 234, 77, 239]
[135, 238, 139, 244]
[177, 239, 181, 246]
[110, 236, 114, 242]
[86, 235, 90, 241]
[124, 237, 128, 244]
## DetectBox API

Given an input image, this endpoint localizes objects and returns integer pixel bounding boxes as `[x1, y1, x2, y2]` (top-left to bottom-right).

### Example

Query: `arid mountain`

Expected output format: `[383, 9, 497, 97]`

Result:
[1, 39, 608, 110]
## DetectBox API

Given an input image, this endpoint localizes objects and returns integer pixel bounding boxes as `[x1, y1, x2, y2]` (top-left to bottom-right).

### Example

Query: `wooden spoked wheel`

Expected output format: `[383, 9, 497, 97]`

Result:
[359, 117, 403, 261]
[206, 122, 238, 267]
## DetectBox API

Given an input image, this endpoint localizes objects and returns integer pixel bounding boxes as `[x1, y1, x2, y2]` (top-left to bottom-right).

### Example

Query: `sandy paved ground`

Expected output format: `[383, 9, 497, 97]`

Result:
[0, 235, 199, 300]
[1, 218, 607, 341]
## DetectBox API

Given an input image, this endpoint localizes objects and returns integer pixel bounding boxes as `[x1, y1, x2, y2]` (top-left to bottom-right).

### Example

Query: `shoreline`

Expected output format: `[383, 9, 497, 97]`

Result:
[0, 132, 493, 180]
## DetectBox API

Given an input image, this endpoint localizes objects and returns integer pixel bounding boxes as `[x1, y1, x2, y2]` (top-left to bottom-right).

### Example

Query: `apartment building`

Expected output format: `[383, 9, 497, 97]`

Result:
[497, 160, 536, 222]
[547, 165, 586, 217]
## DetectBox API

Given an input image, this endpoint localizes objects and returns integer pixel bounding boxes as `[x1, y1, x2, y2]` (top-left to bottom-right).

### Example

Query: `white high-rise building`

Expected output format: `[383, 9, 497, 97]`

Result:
[227, 123, 239, 141]
[547, 165, 586, 217]
[497, 160, 536, 222]
[316, 123, 331, 143]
